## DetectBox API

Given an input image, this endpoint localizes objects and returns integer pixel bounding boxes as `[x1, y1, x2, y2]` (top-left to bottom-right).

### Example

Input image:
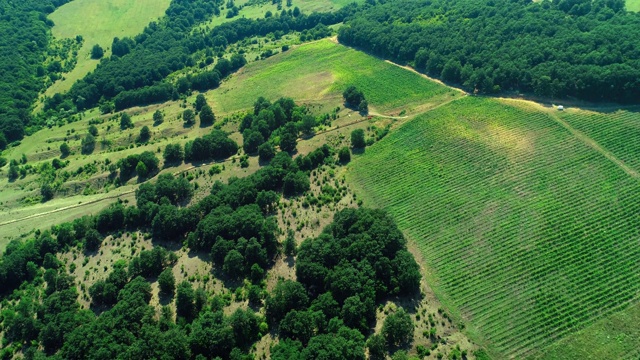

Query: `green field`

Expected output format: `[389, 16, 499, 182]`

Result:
[208, 39, 458, 114]
[559, 109, 640, 174]
[347, 96, 640, 358]
[627, 0, 640, 11]
[46, 0, 171, 95]
[198, 0, 363, 30]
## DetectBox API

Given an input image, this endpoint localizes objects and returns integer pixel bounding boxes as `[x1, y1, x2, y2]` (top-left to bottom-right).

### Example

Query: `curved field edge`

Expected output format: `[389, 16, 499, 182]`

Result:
[345, 96, 640, 359]
[46, 0, 172, 96]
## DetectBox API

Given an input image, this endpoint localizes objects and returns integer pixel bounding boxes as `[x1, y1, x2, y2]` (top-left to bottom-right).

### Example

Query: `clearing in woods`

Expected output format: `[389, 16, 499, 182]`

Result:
[627, 0, 640, 11]
[346, 95, 640, 359]
[207, 39, 459, 115]
[46, 0, 172, 95]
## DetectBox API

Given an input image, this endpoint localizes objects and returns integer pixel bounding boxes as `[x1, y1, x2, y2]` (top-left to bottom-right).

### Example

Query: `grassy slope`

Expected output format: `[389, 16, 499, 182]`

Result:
[45, 0, 171, 96]
[0, 39, 453, 250]
[346, 96, 640, 358]
[208, 39, 458, 114]
[627, 0, 640, 11]
[558, 108, 640, 174]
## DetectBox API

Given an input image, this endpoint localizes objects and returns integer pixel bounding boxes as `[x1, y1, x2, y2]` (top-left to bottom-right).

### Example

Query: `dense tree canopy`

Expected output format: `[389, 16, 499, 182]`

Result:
[338, 0, 640, 103]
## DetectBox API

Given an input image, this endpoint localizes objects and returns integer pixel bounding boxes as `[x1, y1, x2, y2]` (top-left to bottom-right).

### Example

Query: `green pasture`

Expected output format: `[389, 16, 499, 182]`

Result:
[208, 39, 457, 114]
[46, 0, 171, 95]
[347, 96, 640, 359]
[627, 0, 640, 11]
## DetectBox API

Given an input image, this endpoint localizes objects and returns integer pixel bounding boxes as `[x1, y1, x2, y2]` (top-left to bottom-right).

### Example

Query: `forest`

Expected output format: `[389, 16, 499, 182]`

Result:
[0, 0, 71, 146]
[338, 0, 640, 103]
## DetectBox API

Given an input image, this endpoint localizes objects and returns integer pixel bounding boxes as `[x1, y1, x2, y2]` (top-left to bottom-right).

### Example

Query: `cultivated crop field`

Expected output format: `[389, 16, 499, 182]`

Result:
[347, 96, 640, 359]
[46, 0, 171, 95]
[559, 109, 640, 174]
[208, 39, 458, 114]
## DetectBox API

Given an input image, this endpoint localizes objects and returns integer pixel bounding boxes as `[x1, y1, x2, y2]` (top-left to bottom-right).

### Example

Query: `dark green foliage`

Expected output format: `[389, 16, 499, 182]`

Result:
[243, 129, 264, 154]
[128, 246, 172, 278]
[343, 86, 366, 108]
[256, 190, 279, 213]
[184, 129, 238, 162]
[279, 126, 298, 153]
[199, 104, 215, 126]
[137, 125, 151, 143]
[280, 310, 320, 345]
[299, 115, 316, 136]
[153, 110, 164, 125]
[189, 311, 234, 358]
[228, 308, 261, 349]
[81, 133, 96, 154]
[8, 161, 19, 180]
[83, 229, 102, 251]
[223, 249, 245, 277]
[40, 182, 55, 201]
[265, 280, 309, 323]
[194, 94, 207, 112]
[59, 143, 70, 157]
[283, 171, 310, 196]
[120, 112, 133, 129]
[338, 146, 351, 163]
[91, 44, 104, 59]
[381, 308, 413, 347]
[258, 142, 275, 162]
[358, 99, 368, 114]
[0, 0, 72, 143]
[183, 109, 196, 127]
[338, 0, 640, 103]
[118, 151, 159, 179]
[163, 143, 184, 164]
[351, 129, 365, 148]
[367, 334, 387, 360]
[284, 230, 297, 256]
[176, 280, 196, 320]
[88, 125, 98, 136]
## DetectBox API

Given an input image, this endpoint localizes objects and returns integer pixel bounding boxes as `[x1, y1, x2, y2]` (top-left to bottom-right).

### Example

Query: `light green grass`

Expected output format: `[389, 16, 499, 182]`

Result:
[559, 108, 640, 173]
[198, 0, 363, 30]
[627, 0, 640, 11]
[536, 302, 640, 359]
[46, 0, 171, 95]
[208, 39, 457, 114]
[347, 96, 640, 359]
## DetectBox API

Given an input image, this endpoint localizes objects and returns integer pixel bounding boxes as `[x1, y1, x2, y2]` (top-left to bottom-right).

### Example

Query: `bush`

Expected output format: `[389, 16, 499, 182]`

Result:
[351, 129, 366, 148]
[59, 142, 70, 157]
[158, 268, 176, 295]
[81, 134, 96, 154]
[258, 142, 275, 162]
[338, 146, 351, 163]
[91, 44, 104, 59]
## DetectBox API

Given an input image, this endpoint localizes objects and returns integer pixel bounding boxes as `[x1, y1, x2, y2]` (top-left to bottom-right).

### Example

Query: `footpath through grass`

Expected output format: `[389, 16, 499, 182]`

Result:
[208, 39, 457, 114]
[347, 96, 640, 358]
[46, 0, 171, 95]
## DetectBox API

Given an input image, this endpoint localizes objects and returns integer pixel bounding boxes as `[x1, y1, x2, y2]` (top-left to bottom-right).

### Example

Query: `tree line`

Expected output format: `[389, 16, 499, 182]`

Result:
[338, 0, 640, 103]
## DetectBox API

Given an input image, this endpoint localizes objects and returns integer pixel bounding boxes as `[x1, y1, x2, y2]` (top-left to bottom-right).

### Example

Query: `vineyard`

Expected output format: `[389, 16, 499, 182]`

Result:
[347, 96, 640, 358]
[559, 109, 640, 174]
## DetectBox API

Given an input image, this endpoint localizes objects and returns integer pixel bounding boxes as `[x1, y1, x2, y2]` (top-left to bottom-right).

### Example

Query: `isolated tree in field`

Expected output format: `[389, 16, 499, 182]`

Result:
[88, 125, 99, 136]
[91, 44, 104, 59]
[351, 129, 366, 148]
[283, 230, 296, 256]
[199, 105, 215, 126]
[40, 182, 55, 201]
[343, 86, 366, 109]
[163, 143, 184, 164]
[183, 109, 195, 127]
[120, 112, 133, 129]
[153, 110, 164, 125]
[137, 126, 151, 143]
[338, 146, 351, 163]
[81, 133, 96, 154]
[8, 161, 19, 180]
[382, 308, 414, 347]
[195, 94, 207, 112]
[258, 142, 275, 162]
[60, 142, 70, 158]
[158, 268, 176, 295]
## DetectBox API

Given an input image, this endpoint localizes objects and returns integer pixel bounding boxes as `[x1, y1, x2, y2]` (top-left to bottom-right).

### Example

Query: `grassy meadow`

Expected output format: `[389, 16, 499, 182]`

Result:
[208, 39, 458, 115]
[627, 0, 640, 11]
[347, 96, 640, 358]
[46, 0, 171, 95]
